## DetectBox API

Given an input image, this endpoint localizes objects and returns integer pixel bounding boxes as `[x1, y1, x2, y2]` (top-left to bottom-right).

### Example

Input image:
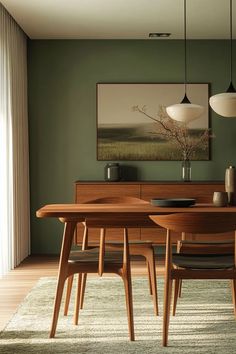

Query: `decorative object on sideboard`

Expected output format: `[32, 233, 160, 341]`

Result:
[225, 165, 236, 205]
[213, 191, 228, 207]
[182, 158, 191, 182]
[209, 0, 236, 117]
[166, 0, 204, 123]
[104, 163, 121, 181]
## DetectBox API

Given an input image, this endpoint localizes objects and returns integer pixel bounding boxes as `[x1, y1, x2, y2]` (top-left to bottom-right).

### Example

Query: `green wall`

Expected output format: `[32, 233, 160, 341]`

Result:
[28, 40, 236, 254]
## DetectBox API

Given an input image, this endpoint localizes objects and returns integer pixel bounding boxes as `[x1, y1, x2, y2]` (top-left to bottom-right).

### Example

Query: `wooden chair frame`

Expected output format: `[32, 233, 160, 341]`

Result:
[64, 197, 158, 325]
[172, 238, 235, 315]
[51, 218, 135, 340]
[149, 212, 236, 347]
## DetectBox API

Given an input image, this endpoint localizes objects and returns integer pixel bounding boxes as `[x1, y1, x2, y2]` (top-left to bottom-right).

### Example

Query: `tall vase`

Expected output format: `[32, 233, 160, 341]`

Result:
[225, 165, 236, 205]
[182, 159, 191, 182]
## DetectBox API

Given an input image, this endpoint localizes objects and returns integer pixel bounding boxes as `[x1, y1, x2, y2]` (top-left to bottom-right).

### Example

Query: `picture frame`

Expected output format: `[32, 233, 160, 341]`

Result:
[97, 83, 210, 161]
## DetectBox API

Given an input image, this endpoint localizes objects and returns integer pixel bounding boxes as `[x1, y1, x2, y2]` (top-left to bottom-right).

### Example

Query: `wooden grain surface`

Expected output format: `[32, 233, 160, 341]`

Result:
[37, 203, 236, 244]
[37, 203, 236, 218]
[73, 181, 227, 243]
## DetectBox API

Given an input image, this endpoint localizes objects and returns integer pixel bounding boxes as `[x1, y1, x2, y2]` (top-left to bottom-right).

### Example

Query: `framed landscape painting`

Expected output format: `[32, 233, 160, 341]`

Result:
[97, 83, 210, 161]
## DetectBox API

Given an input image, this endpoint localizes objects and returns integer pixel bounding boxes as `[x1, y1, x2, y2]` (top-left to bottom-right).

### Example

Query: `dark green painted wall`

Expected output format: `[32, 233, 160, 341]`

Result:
[28, 40, 236, 254]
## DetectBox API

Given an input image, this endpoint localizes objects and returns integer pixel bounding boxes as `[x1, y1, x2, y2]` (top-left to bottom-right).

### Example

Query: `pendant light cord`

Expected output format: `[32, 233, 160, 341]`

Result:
[227, 0, 235, 92]
[184, 0, 187, 95]
[230, 0, 233, 84]
[181, 0, 191, 103]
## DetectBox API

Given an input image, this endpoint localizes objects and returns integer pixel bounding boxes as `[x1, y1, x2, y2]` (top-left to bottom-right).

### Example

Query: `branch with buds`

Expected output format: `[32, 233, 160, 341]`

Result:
[132, 105, 213, 160]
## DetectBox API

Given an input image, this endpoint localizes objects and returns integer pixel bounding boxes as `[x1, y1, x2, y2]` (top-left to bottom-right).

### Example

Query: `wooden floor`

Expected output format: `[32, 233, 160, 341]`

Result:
[0, 255, 164, 331]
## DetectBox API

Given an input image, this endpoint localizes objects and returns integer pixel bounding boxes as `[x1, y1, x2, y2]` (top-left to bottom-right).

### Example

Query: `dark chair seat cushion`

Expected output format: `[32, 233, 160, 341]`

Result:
[172, 253, 234, 269]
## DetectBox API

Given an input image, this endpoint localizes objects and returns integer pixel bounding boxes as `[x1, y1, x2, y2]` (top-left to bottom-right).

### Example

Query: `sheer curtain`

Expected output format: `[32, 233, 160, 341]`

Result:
[0, 4, 30, 277]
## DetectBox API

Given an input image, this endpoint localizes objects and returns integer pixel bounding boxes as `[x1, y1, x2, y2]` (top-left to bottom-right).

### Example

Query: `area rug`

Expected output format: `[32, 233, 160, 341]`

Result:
[0, 277, 235, 354]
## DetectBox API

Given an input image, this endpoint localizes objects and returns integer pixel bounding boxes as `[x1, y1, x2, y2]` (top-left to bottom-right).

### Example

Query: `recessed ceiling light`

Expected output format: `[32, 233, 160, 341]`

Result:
[149, 33, 171, 38]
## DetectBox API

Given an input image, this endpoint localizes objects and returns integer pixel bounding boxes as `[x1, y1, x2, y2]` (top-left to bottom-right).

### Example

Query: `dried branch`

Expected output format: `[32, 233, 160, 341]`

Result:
[132, 104, 212, 160]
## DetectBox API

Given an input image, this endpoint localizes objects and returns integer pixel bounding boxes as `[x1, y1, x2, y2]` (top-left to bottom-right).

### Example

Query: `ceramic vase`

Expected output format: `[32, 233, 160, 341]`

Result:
[182, 159, 191, 182]
[225, 165, 236, 205]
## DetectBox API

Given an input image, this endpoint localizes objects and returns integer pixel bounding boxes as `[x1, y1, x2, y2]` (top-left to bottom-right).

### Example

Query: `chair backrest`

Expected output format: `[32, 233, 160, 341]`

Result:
[84, 196, 150, 228]
[149, 212, 236, 234]
[178, 240, 234, 254]
[84, 196, 148, 204]
[83, 197, 147, 276]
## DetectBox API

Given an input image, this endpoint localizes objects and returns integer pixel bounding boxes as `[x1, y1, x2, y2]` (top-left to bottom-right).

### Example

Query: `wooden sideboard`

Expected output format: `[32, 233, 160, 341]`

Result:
[74, 181, 233, 244]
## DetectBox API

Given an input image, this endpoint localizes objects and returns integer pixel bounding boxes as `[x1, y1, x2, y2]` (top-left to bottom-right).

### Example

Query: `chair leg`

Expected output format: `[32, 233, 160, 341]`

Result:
[163, 277, 172, 346]
[123, 272, 135, 341]
[146, 250, 158, 316]
[177, 235, 185, 299]
[64, 275, 74, 315]
[163, 229, 172, 347]
[98, 228, 106, 276]
[172, 279, 180, 316]
[79, 273, 87, 309]
[231, 279, 236, 317]
[178, 279, 183, 298]
[74, 273, 83, 325]
[146, 260, 153, 295]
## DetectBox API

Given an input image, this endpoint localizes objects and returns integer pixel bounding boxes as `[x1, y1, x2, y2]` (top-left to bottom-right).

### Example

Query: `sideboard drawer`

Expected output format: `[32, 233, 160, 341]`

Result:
[76, 184, 140, 203]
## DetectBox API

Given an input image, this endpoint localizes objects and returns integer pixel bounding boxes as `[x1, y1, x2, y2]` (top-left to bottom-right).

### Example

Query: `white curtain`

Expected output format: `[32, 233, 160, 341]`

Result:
[0, 4, 30, 277]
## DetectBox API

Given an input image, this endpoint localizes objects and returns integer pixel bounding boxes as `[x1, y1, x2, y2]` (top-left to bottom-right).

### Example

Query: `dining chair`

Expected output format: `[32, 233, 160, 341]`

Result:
[50, 216, 135, 340]
[149, 212, 236, 347]
[172, 239, 235, 315]
[64, 196, 158, 325]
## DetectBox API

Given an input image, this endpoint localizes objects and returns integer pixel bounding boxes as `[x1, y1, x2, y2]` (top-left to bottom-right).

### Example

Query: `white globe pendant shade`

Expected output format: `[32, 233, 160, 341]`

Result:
[209, 92, 236, 117]
[166, 103, 204, 124]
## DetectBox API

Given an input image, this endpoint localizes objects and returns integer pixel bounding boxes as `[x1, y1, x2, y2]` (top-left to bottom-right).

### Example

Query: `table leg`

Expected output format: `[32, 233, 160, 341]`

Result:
[50, 220, 77, 338]
[98, 228, 106, 276]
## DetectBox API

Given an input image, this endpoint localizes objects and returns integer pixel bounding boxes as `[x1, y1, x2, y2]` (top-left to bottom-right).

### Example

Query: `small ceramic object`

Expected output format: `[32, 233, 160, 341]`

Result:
[104, 163, 121, 181]
[213, 191, 228, 207]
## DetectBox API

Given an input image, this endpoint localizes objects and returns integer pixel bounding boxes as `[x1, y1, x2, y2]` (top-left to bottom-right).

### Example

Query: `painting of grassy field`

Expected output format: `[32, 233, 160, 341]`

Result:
[97, 123, 209, 161]
[97, 83, 210, 161]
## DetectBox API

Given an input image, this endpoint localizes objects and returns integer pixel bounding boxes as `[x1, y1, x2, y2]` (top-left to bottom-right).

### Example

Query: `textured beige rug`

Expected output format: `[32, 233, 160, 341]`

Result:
[0, 277, 236, 354]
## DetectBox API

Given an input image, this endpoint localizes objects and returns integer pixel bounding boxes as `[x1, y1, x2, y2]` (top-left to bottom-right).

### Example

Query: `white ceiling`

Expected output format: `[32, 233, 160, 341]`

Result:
[1, 0, 236, 40]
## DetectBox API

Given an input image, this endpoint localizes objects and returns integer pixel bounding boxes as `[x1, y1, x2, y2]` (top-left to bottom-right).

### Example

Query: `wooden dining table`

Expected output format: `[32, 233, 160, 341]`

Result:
[36, 202, 236, 339]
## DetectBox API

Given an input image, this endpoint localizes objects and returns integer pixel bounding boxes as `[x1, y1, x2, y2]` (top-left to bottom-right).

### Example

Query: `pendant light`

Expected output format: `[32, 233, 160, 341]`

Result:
[166, 0, 204, 123]
[209, 0, 236, 117]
